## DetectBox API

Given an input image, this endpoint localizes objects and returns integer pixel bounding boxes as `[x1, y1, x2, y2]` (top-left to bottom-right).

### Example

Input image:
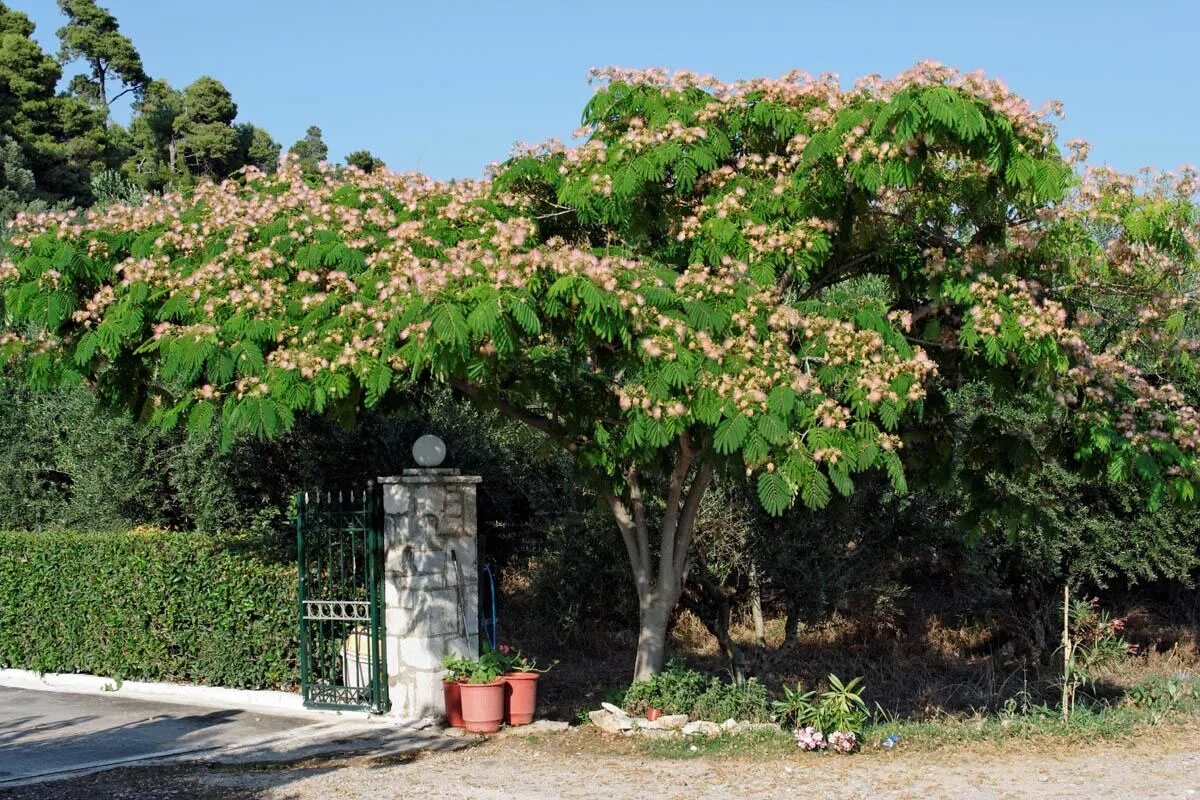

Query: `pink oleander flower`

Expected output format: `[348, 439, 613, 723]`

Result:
[828, 730, 857, 753]
[794, 725, 826, 751]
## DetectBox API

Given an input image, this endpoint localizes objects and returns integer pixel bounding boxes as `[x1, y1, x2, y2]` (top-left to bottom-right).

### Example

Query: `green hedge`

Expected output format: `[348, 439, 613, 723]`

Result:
[0, 530, 298, 689]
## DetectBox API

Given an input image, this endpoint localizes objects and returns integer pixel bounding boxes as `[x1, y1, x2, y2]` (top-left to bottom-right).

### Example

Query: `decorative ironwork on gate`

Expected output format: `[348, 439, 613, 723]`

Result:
[296, 484, 389, 713]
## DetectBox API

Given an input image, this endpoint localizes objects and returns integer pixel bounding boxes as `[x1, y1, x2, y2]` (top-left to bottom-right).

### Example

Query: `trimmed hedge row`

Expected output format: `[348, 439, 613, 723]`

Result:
[0, 530, 299, 689]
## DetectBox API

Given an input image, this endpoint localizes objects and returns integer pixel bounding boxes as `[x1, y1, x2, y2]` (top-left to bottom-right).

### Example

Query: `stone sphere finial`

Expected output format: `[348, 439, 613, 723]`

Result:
[412, 434, 447, 467]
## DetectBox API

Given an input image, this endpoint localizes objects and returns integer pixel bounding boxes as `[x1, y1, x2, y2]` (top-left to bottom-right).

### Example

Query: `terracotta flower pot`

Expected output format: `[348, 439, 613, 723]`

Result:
[503, 672, 540, 726]
[443, 679, 465, 728]
[460, 679, 506, 733]
[645, 707, 661, 722]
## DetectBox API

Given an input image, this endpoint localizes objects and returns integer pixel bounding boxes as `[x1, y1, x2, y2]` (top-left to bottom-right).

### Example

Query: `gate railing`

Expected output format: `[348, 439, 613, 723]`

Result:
[296, 484, 389, 713]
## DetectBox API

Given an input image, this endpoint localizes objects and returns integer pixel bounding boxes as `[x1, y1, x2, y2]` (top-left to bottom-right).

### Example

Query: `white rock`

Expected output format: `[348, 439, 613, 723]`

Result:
[600, 702, 629, 718]
[721, 718, 739, 731]
[681, 720, 722, 737]
[589, 710, 631, 734]
[657, 714, 689, 730]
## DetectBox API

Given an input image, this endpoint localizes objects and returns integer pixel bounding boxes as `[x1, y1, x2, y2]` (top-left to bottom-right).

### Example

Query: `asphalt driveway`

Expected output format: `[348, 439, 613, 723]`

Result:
[0, 686, 455, 788]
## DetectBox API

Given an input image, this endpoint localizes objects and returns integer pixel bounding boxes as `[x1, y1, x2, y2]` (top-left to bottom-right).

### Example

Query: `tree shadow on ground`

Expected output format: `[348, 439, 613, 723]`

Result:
[0, 701, 470, 800]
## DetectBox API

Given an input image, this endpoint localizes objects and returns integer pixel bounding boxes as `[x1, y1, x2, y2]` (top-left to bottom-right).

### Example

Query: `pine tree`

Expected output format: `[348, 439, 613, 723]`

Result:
[288, 125, 328, 170]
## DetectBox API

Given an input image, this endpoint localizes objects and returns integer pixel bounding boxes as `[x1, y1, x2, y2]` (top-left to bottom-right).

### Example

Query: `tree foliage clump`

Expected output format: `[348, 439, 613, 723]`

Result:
[2, 63, 1198, 677]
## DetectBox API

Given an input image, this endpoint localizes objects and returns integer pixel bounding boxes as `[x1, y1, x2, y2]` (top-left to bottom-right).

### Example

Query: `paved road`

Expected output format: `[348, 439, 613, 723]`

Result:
[0, 686, 317, 785]
[0, 686, 456, 788]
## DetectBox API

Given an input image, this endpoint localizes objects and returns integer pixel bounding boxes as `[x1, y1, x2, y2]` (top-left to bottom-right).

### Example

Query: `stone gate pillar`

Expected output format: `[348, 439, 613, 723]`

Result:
[378, 467, 481, 720]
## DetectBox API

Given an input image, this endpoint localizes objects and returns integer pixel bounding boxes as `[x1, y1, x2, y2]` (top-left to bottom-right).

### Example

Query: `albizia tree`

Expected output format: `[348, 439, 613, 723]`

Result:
[2, 62, 1198, 678]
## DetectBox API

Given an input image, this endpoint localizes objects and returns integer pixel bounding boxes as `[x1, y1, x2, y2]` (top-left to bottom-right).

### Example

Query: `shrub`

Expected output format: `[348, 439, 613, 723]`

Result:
[693, 677, 770, 723]
[775, 675, 869, 736]
[0, 529, 298, 689]
[622, 659, 770, 721]
[622, 659, 710, 716]
[1125, 675, 1195, 714]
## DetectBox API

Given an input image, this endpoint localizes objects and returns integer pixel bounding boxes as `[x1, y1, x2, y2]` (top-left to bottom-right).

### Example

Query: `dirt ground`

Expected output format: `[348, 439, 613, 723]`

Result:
[6, 725, 1199, 800]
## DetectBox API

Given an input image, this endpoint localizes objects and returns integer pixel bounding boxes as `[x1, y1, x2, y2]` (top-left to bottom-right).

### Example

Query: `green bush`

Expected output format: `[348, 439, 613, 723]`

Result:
[0, 530, 298, 689]
[622, 659, 770, 721]
[622, 659, 710, 716]
[693, 677, 770, 723]
[1125, 675, 1195, 714]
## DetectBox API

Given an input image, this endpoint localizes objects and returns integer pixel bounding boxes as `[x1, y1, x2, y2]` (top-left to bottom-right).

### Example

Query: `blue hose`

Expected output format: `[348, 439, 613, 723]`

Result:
[482, 563, 498, 650]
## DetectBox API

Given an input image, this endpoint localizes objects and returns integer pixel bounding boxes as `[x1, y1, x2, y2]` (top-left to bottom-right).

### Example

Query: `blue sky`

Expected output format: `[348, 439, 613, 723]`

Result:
[18, 1, 1199, 179]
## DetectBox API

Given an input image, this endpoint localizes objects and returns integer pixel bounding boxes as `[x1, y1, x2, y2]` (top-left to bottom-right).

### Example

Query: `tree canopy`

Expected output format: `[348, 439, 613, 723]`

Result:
[289, 125, 328, 170]
[0, 1, 282, 208]
[56, 0, 148, 108]
[3, 62, 1198, 676]
[0, 1, 116, 203]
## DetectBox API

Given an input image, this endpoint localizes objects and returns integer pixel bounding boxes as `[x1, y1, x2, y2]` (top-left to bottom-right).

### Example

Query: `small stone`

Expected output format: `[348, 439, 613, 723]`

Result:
[721, 718, 739, 731]
[600, 702, 629, 718]
[589, 710, 631, 734]
[656, 714, 689, 730]
[681, 720, 722, 737]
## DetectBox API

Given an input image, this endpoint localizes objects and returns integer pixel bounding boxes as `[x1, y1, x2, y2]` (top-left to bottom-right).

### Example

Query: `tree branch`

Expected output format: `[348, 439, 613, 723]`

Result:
[658, 433, 696, 587]
[798, 248, 885, 300]
[602, 490, 650, 598]
[673, 460, 714, 579]
[107, 85, 140, 107]
[450, 378, 579, 452]
[627, 467, 651, 578]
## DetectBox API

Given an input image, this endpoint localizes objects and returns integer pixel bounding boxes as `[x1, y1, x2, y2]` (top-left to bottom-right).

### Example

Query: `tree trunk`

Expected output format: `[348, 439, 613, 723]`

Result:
[782, 600, 800, 649]
[1061, 583, 1072, 722]
[448, 383, 717, 683]
[634, 593, 676, 680]
[683, 560, 747, 684]
[749, 563, 766, 649]
[603, 434, 715, 682]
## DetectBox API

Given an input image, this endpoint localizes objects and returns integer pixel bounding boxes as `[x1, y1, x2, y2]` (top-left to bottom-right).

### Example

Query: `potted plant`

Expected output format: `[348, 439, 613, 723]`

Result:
[458, 651, 508, 733]
[499, 644, 556, 726]
[440, 655, 472, 728]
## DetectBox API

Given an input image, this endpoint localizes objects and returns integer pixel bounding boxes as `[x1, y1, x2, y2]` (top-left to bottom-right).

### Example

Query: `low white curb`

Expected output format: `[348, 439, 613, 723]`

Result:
[0, 668, 361, 718]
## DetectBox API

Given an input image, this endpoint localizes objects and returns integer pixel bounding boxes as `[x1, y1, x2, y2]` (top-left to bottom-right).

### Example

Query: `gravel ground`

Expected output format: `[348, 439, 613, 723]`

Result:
[5, 726, 1200, 800]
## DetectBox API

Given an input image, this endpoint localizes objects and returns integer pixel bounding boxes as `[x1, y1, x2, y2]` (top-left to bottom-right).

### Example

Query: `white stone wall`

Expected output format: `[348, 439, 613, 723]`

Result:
[378, 469, 481, 720]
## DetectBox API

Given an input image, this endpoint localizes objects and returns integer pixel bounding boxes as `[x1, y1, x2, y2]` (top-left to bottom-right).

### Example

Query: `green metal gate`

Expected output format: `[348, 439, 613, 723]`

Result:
[296, 484, 390, 713]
